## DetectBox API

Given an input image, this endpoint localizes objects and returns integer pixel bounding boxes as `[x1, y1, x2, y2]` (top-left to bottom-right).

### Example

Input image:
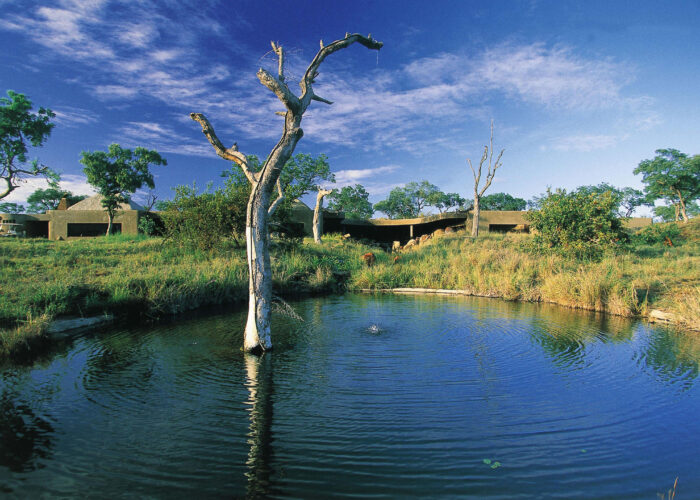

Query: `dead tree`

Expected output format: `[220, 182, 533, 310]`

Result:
[191, 33, 382, 353]
[312, 188, 332, 243]
[468, 120, 504, 237]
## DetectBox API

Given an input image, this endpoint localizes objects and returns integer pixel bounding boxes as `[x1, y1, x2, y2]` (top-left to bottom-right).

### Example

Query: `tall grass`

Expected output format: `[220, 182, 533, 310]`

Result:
[1, 222, 698, 359]
[0, 234, 378, 357]
[351, 226, 699, 327]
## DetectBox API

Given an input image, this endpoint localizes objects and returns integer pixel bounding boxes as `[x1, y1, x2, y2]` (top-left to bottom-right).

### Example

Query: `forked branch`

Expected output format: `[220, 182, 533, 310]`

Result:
[268, 178, 285, 216]
[189, 113, 258, 184]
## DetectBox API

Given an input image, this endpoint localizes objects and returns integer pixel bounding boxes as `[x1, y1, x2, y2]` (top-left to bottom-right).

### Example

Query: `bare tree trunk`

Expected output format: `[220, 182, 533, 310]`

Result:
[191, 33, 382, 353]
[471, 193, 480, 237]
[677, 190, 689, 222]
[106, 211, 113, 236]
[313, 188, 332, 243]
[467, 120, 503, 239]
[674, 203, 681, 222]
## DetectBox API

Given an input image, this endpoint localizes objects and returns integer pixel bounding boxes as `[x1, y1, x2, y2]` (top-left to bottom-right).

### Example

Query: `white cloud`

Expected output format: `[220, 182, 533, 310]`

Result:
[53, 107, 100, 127]
[2, 174, 95, 205]
[334, 165, 400, 186]
[549, 134, 619, 152]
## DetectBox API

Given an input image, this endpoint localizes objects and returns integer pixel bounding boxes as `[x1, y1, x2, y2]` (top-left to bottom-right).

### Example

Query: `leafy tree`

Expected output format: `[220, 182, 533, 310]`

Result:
[374, 180, 442, 219]
[1, 90, 58, 200]
[0, 202, 24, 213]
[374, 186, 417, 219]
[26, 187, 86, 213]
[574, 183, 650, 217]
[634, 149, 700, 222]
[327, 184, 373, 220]
[480, 192, 526, 211]
[654, 201, 700, 222]
[80, 144, 167, 235]
[525, 188, 627, 257]
[427, 191, 467, 213]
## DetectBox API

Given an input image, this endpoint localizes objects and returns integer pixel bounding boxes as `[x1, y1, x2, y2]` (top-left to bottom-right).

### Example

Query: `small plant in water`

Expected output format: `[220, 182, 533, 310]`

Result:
[657, 476, 679, 500]
[482, 458, 502, 469]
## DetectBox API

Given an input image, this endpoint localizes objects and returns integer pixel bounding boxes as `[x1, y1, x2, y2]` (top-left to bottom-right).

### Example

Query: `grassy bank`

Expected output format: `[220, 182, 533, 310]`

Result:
[0, 234, 378, 357]
[1, 221, 698, 358]
[351, 221, 700, 329]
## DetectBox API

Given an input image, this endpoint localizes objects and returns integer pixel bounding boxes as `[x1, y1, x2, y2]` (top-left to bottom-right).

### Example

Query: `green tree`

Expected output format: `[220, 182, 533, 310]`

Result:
[634, 149, 700, 222]
[654, 201, 700, 222]
[426, 191, 467, 213]
[1, 90, 58, 200]
[374, 186, 417, 219]
[480, 192, 526, 211]
[327, 184, 373, 220]
[0, 202, 24, 213]
[80, 144, 167, 235]
[525, 188, 626, 257]
[26, 187, 86, 213]
[374, 180, 443, 219]
[574, 183, 650, 217]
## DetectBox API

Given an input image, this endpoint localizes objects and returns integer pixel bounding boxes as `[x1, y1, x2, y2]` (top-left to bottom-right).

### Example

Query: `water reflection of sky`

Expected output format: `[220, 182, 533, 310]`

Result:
[0, 294, 698, 498]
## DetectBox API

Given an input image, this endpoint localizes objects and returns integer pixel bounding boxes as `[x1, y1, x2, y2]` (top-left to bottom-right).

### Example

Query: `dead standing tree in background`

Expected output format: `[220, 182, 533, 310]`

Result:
[312, 188, 333, 243]
[468, 120, 504, 237]
[191, 33, 383, 353]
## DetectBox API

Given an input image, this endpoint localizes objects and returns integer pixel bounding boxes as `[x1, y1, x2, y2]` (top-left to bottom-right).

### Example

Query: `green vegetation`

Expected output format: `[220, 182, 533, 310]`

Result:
[1, 90, 58, 200]
[0, 234, 378, 358]
[327, 184, 374, 220]
[524, 188, 627, 258]
[351, 222, 699, 329]
[80, 143, 167, 235]
[635, 148, 700, 223]
[26, 187, 86, 213]
[2, 220, 698, 360]
[374, 180, 466, 219]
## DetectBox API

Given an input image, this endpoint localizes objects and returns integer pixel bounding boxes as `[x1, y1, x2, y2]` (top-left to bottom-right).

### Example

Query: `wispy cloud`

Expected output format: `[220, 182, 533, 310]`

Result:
[547, 134, 620, 152]
[52, 107, 100, 127]
[334, 165, 400, 186]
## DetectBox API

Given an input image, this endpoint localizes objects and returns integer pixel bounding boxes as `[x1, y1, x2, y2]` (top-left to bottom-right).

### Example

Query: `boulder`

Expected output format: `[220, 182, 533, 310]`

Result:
[445, 227, 454, 234]
[419, 233, 431, 244]
[432, 228, 445, 238]
[392, 240, 402, 252]
[404, 238, 417, 249]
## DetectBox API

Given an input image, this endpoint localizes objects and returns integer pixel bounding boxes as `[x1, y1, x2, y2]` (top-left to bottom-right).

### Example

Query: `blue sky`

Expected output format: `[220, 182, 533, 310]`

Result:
[1, 0, 699, 215]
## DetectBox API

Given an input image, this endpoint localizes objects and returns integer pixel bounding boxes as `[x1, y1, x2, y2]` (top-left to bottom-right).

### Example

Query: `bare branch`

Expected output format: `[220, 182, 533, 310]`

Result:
[300, 33, 383, 112]
[274, 111, 287, 116]
[268, 178, 285, 216]
[189, 112, 258, 184]
[271, 41, 285, 82]
[311, 94, 334, 105]
[257, 68, 301, 113]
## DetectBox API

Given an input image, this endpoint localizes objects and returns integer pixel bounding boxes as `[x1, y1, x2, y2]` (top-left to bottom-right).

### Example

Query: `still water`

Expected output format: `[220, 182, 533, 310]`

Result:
[1, 294, 699, 498]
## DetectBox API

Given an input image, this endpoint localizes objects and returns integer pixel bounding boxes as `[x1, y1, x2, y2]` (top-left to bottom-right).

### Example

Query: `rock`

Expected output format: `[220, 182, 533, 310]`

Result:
[342, 233, 351, 240]
[404, 238, 417, 249]
[392, 240, 402, 252]
[649, 309, 675, 323]
[445, 227, 454, 234]
[419, 234, 431, 244]
[432, 228, 445, 238]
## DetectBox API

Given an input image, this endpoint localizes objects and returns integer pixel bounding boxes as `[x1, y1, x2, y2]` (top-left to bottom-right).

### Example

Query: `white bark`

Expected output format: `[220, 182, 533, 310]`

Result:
[192, 33, 382, 353]
[313, 188, 332, 243]
[468, 120, 503, 238]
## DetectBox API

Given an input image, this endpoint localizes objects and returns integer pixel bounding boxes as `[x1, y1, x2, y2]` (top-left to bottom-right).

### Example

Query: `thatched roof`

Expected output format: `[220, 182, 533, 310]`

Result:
[68, 194, 145, 211]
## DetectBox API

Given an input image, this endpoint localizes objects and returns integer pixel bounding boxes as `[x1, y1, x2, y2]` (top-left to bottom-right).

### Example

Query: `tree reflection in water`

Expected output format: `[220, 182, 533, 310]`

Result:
[0, 391, 54, 473]
[244, 353, 274, 498]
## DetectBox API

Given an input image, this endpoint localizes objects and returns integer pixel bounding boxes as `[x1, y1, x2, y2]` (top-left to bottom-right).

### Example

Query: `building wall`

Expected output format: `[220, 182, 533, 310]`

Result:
[1, 210, 141, 239]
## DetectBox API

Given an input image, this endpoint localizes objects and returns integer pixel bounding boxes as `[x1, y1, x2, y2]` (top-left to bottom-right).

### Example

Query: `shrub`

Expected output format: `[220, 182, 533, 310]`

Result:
[160, 183, 247, 251]
[525, 188, 627, 258]
[632, 222, 682, 245]
[137, 212, 163, 236]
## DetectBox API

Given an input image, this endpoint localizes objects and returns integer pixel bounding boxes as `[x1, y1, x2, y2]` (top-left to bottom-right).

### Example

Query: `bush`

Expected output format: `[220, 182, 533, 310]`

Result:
[160, 183, 247, 251]
[525, 188, 627, 258]
[632, 222, 682, 245]
[137, 212, 163, 236]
